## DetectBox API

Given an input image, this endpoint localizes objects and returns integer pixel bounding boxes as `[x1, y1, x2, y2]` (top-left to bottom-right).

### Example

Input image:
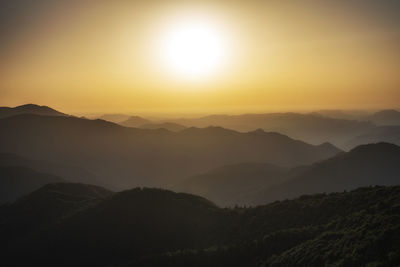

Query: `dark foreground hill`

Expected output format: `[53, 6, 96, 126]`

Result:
[0, 114, 340, 189]
[1, 184, 399, 266]
[0, 104, 67, 118]
[134, 186, 400, 267]
[0, 183, 113, 251]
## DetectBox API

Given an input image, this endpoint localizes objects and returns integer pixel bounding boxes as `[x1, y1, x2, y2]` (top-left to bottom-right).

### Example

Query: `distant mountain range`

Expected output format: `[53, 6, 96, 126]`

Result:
[97, 109, 400, 149]
[176, 163, 287, 207]
[177, 143, 400, 206]
[0, 152, 99, 185]
[368, 109, 400, 126]
[0, 152, 105, 202]
[139, 122, 187, 131]
[3, 142, 398, 208]
[120, 115, 152, 127]
[165, 112, 375, 148]
[0, 166, 64, 203]
[0, 104, 67, 118]
[254, 142, 400, 204]
[1, 183, 399, 266]
[0, 114, 340, 189]
[346, 126, 400, 148]
[98, 114, 131, 123]
[99, 114, 187, 131]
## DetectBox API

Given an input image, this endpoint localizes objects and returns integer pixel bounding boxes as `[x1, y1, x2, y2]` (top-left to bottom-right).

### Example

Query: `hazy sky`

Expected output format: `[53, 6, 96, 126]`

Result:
[0, 0, 399, 115]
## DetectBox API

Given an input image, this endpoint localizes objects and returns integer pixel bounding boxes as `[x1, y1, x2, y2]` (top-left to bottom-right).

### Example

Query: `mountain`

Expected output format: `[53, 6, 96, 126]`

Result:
[345, 126, 400, 149]
[139, 122, 187, 132]
[368, 109, 400, 126]
[0, 166, 65, 203]
[0, 183, 113, 250]
[176, 163, 286, 207]
[0, 152, 100, 186]
[99, 113, 131, 123]
[168, 112, 374, 148]
[1, 183, 113, 227]
[1, 185, 226, 265]
[1, 184, 399, 266]
[0, 104, 67, 118]
[133, 186, 400, 267]
[179, 142, 400, 207]
[120, 115, 152, 127]
[254, 142, 400, 204]
[0, 114, 341, 189]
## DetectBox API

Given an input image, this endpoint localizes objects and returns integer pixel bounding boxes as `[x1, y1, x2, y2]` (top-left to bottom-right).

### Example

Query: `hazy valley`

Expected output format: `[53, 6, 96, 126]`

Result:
[0, 104, 399, 266]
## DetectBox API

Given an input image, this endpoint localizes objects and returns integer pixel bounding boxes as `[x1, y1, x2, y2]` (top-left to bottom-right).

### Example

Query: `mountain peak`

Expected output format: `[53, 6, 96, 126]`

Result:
[120, 116, 151, 127]
[17, 103, 41, 108]
[0, 104, 67, 119]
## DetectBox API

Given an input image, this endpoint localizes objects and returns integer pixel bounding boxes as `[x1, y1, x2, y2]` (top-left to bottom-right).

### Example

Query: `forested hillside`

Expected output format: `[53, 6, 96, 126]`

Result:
[1, 184, 399, 266]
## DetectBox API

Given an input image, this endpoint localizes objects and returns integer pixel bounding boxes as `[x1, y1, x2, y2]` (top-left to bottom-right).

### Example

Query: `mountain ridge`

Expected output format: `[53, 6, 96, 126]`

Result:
[0, 104, 67, 118]
[1, 184, 399, 266]
[253, 142, 400, 204]
[0, 114, 341, 189]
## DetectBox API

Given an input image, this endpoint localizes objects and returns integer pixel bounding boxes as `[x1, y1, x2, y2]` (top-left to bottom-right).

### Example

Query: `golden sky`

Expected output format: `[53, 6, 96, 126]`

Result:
[0, 0, 399, 115]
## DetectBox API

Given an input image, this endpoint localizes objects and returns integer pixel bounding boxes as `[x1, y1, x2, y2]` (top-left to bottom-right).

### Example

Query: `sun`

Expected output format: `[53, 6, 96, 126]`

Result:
[156, 15, 229, 81]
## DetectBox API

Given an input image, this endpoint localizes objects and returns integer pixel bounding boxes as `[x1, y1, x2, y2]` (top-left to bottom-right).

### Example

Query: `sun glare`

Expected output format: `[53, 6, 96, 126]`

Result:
[156, 15, 229, 81]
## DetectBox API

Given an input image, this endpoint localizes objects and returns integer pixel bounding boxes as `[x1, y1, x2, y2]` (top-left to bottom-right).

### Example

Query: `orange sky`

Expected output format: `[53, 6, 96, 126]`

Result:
[0, 0, 399, 115]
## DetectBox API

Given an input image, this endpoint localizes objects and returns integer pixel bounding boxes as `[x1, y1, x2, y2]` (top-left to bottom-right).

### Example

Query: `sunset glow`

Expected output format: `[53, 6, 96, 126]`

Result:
[156, 14, 229, 81]
[0, 1, 399, 114]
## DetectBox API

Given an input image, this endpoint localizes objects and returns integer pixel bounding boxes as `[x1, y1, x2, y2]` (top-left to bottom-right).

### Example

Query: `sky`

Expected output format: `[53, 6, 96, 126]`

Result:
[0, 0, 399, 116]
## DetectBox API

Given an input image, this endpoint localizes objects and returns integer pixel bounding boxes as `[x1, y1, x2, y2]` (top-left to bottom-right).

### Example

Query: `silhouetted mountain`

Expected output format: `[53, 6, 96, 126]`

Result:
[169, 112, 374, 148]
[0, 104, 67, 118]
[176, 163, 286, 206]
[0, 114, 341, 189]
[0, 152, 100, 186]
[368, 109, 400, 125]
[1, 182, 112, 225]
[0, 166, 65, 203]
[2, 185, 399, 266]
[254, 143, 400, 204]
[345, 126, 400, 149]
[120, 115, 152, 127]
[140, 122, 187, 132]
[0, 183, 113, 250]
[1, 186, 226, 265]
[99, 113, 131, 123]
[133, 186, 400, 267]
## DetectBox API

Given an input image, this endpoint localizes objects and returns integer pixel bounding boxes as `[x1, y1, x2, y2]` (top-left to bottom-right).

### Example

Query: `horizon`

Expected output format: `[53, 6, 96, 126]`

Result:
[2, 102, 399, 120]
